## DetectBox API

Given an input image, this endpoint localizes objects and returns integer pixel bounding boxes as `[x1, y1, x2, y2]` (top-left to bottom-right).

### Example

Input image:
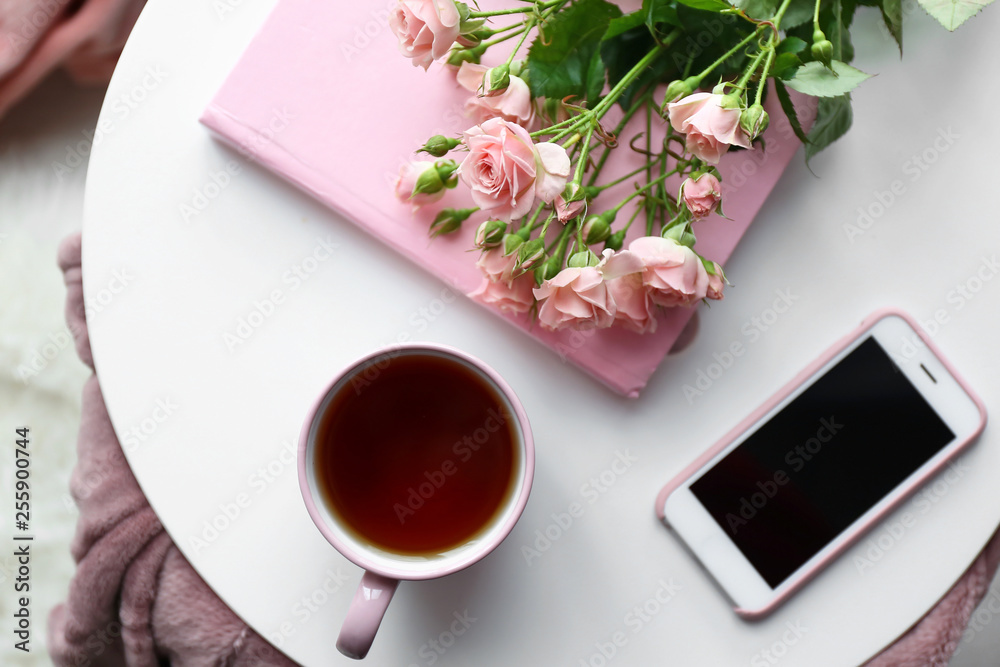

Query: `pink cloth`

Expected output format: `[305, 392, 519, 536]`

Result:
[48, 231, 1000, 665]
[0, 0, 145, 120]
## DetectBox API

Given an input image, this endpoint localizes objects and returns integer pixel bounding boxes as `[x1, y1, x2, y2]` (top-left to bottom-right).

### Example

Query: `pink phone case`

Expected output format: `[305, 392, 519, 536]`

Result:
[655, 306, 988, 620]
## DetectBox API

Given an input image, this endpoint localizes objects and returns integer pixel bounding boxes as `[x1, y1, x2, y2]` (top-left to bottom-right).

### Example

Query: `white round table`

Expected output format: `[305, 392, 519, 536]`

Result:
[82, 1, 1000, 665]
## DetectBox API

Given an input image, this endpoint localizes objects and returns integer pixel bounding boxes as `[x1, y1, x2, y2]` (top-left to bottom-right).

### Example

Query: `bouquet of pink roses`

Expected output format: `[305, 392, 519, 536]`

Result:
[389, 0, 986, 333]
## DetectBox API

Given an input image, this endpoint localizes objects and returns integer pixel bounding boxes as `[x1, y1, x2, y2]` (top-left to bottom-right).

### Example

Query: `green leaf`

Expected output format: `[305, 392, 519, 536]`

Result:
[785, 60, 871, 97]
[773, 79, 809, 145]
[777, 36, 808, 54]
[643, 0, 681, 34]
[916, 0, 995, 29]
[806, 94, 852, 162]
[604, 10, 647, 40]
[772, 52, 803, 80]
[881, 0, 903, 52]
[733, 0, 778, 19]
[674, 0, 734, 12]
[779, 0, 821, 27]
[828, 0, 853, 62]
[585, 53, 607, 107]
[526, 0, 622, 104]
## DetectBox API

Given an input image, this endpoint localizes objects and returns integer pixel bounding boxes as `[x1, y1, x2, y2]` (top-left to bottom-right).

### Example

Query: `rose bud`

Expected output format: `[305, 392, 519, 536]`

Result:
[475, 219, 507, 248]
[430, 207, 475, 236]
[582, 215, 612, 245]
[413, 159, 458, 195]
[419, 135, 461, 157]
[484, 64, 511, 96]
[517, 238, 546, 269]
[661, 79, 693, 111]
[568, 249, 600, 268]
[812, 30, 833, 68]
[604, 229, 627, 252]
[534, 255, 562, 284]
[739, 104, 769, 141]
[446, 44, 485, 67]
[502, 233, 524, 256]
[679, 173, 723, 219]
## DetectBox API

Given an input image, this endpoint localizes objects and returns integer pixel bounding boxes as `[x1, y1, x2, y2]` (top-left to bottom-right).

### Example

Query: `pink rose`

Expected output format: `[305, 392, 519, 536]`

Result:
[389, 0, 461, 70]
[629, 236, 709, 307]
[460, 118, 570, 221]
[600, 250, 657, 333]
[680, 173, 722, 219]
[475, 247, 519, 286]
[607, 273, 657, 333]
[667, 93, 751, 164]
[706, 262, 725, 300]
[469, 275, 535, 313]
[393, 161, 445, 209]
[533, 266, 615, 330]
[457, 63, 536, 128]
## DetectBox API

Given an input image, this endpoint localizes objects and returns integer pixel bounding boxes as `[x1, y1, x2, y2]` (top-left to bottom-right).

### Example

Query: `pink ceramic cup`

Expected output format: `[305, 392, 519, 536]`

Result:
[298, 343, 534, 660]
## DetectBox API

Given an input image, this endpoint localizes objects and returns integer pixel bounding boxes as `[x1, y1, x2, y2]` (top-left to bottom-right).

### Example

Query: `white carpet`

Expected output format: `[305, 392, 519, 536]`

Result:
[0, 73, 102, 667]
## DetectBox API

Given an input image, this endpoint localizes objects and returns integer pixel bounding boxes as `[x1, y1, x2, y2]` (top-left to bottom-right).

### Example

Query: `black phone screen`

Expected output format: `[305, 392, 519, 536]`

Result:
[689, 336, 955, 588]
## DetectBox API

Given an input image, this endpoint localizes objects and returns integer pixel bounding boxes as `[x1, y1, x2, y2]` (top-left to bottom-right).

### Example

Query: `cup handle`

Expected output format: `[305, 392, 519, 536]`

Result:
[337, 571, 399, 660]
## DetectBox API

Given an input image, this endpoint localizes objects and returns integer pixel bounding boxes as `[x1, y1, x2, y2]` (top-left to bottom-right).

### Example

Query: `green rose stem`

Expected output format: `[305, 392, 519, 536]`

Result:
[546, 222, 574, 266]
[645, 104, 656, 233]
[591, 158, 663, 192]
[537, 209, 557, 240]
[505, 23, 534, 66]
[772, 0, 797, 30]
[548, 39, 676, 144]
[520, 201, 547, 235]
[692, 28, 762, 84]
[468, 0, 562, 19]
[608, 167, 680, 219]
[474, 1, 565, 50]
[585, 90, 651, 187]
[735, 48, 768, 91]
[753, 47, 775, 106]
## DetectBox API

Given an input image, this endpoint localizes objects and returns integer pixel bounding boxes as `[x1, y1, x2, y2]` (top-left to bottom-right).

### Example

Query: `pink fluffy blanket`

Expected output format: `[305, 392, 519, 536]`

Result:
[48, 232, 1000, 665]
[0, 0, 146, 120]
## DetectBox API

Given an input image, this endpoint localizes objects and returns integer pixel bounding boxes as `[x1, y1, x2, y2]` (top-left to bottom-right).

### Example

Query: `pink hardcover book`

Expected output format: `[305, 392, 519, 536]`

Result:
[200, 0, 811, 397]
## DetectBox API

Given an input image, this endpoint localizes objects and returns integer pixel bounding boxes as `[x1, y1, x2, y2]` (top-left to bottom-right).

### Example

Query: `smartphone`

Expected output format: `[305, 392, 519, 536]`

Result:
[656, 308, 987, 619]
